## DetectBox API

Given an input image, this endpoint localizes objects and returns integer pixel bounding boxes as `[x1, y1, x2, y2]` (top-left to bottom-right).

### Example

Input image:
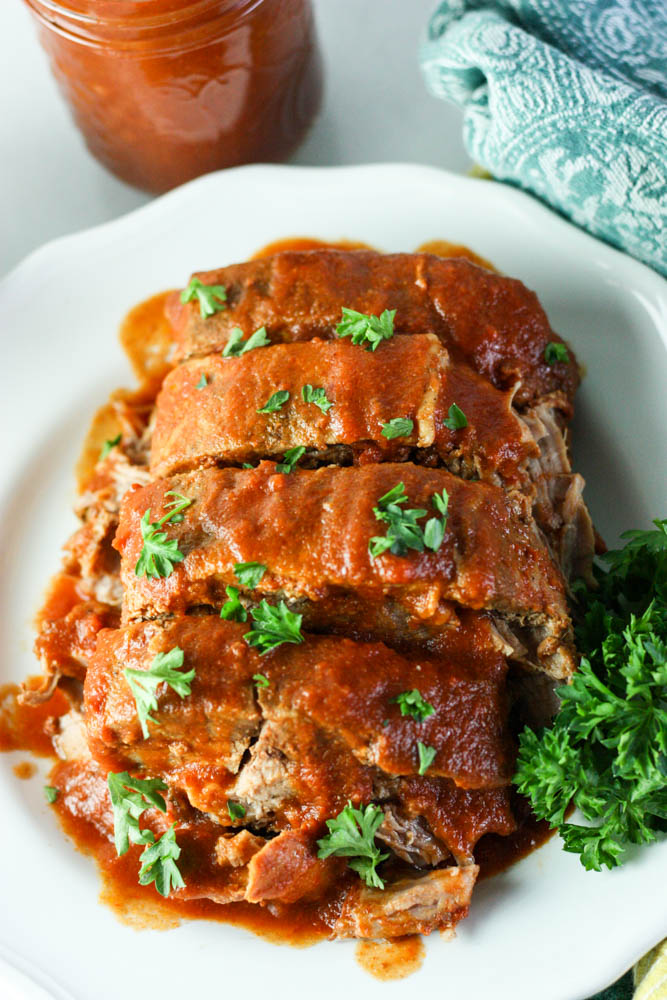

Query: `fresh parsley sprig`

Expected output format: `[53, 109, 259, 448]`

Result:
[391, 689, 435, 722]
[514, 518, 667, 871]
[244, 600, 304, 654]
[234, 561, 267, 588]
[302, 384, 334, 413]
[369, 483, 449, 560]
[99, 433, 121, 461]
[276, 446, 305, 474]
[417, 742, 437, 774]
[317, 802, 389, 889]
[223, 326, 270, 357]
[544, 341, 570, 365]
[443, 403, 468, 431]
[336, 307, 396, 352]
[107, 772, 185, 897]
[124, 646, 195, 739]
[220, 585, 247, 622]
[134, 491, 192, 579]
[180, 277, 227, 318]
[381, 418, 414, 440]
[257, 390, 290, 414]
[138, 824, 185, 897]
[107, 771, 168, 855]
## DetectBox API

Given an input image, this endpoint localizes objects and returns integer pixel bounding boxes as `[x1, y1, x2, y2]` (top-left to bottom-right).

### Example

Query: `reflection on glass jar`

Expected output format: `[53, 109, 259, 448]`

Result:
[25, 0, 323, 193]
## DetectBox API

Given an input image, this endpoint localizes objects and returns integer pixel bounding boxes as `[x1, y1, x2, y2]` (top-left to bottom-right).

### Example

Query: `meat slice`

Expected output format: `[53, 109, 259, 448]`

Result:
[84, 616, 514, 806]
[150, 335, 536, 488]
[332, 865, 478, 938]
[165, 250, 578, 408]
[115, 462, 574, 676]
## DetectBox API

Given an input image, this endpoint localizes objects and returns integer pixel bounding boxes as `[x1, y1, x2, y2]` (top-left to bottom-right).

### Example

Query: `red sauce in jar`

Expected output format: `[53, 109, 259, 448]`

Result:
[25, 0, 323, 193]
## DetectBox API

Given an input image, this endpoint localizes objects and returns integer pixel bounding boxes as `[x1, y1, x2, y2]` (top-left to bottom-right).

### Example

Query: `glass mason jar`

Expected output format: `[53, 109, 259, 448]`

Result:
[24, 0, 323, 193]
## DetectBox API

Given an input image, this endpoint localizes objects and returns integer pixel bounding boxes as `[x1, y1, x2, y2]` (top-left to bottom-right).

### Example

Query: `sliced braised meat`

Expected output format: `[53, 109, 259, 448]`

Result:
[115, 462, 574, 676]
[29, 572, 120, 704]
[332, 865, 478, 938]
[151, 335, 536, 487]
[84, 617, 515, 804]
[165, 250, 578, 408]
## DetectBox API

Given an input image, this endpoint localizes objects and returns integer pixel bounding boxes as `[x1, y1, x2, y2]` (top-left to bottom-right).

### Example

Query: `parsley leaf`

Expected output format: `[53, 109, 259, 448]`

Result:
[99, 433, 121, 461]
[223, 326, 270, 358]
[417, 742, 437, 774]
[514, 519, 667, 871]
[442, 403, 468, 430]
[391, 689, 435, 722]
[302, 384, 334, 413]
[195, 374, 208, 389]
[317, 801, 389, 889]
[544, 341, 570, 365]
[227, 801, 246, 820]
[244, 600, 304, 654]
[219, 585, 247, 622]
[253, 673, 270, 688]
[369, 484, 448, 559]
[124, 646, 195, 739]
[257, 390, 290, 414]
[234, 561, 267, 588]
[138, 824, 185, 897]
[276, 446, 305, 474]
[107, 771, 168, 856]
[336, 307, 396, 351]
[180, 277, 227, 318]
[134, 492, 192, 579]
[44, 785, 58, 803]
[381, 418, 414, 440]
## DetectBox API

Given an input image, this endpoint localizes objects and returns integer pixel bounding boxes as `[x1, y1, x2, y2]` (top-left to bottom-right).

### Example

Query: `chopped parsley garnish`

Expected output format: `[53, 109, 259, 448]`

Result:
[227, 801, 246, 820]
[317, 801, 389, 889]
[242, 463, 255, 469]
[391, 689, 435, 722]
[234, 561, 267, 588]
[276, 446, 305, 474]
[44, 785, 58, 803]
[195, 374, 208, 389]
[257, 390, 290, 414]
[124, 646, 195, 739]
[302, 384, 334, 413]
[381, 418, 414, 440]
[107, 772, 185, 897]
[219, 585, 247, 622]
[244, 600, 304, 654]
[442, 403, 468, 431]
[99, 434, 121, 461]
[253, 673, 270, 688]
[180, 277, 227, 318]
[336, 307, 396, 351]
[107, 771, 168, 855]
[514, 518, 667, 872]
[369, 483, 449, 559]
[138, 824, 185, 897]
[134, 491, 193, 579]
[544, 341, 570, 365]
[223, 326, 271, 358]
[417, 742, 437, 774]
[423, 489, 449, 553]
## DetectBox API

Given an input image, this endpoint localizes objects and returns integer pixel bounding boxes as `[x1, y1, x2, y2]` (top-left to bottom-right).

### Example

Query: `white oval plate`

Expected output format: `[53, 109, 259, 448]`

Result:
[1, 164, 665, 1000]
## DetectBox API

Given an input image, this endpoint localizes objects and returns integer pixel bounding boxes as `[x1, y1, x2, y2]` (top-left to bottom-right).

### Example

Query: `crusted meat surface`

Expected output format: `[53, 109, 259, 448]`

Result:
[115, 462, 574, 676]
[165, 250, 578, 408]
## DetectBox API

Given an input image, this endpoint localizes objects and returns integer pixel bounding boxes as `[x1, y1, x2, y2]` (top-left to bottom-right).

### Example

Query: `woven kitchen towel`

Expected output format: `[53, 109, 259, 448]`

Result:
[420, 0, 667, 275]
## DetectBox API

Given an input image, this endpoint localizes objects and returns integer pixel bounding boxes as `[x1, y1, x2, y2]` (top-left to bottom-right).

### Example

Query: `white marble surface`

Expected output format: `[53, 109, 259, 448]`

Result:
[0, 0, 468, 276]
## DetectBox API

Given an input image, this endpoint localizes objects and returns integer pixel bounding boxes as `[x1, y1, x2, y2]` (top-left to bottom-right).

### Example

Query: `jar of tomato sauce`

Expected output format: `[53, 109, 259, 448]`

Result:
[24, 0, 323, 193]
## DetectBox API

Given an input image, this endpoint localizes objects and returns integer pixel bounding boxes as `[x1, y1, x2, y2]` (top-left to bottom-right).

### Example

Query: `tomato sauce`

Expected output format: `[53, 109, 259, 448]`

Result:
[24, 0, 323, 193]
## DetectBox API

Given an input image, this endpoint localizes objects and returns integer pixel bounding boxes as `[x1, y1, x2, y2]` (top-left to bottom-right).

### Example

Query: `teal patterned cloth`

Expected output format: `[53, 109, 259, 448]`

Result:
[420, 0, 667, 276]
